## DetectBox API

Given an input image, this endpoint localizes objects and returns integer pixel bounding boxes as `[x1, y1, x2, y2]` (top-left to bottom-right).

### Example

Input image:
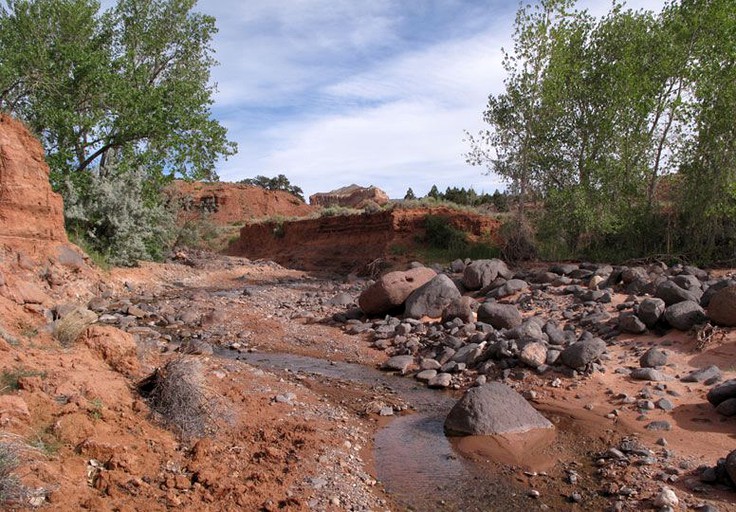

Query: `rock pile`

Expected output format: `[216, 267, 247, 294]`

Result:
[343, 259, 735, 393]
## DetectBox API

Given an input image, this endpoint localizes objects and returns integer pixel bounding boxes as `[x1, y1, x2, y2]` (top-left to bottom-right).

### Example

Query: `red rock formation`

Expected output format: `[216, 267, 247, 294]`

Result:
[0, 114, 96, 307]
[228, 206, 501, 273]
[168, 181, 314, 225]
[0, 114, 67, 241]
[309, 184, 390, 208]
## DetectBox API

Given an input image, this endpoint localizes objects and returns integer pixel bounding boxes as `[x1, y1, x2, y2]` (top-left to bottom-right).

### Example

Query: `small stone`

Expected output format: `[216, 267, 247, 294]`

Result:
[653, 487, 679, 508]
[645, 421, 672, 431]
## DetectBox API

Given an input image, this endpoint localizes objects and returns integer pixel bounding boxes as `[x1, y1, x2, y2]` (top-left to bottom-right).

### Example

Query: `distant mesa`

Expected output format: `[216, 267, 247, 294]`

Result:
[309, 184, 389, 208]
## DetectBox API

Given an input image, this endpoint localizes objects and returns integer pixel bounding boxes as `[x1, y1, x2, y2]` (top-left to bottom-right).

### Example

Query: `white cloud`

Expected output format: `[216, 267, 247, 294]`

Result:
[211, 0, 667, 199]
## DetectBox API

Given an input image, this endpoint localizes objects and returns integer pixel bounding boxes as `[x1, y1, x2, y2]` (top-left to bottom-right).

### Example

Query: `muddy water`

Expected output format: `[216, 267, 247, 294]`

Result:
[221, 350, 561, 511]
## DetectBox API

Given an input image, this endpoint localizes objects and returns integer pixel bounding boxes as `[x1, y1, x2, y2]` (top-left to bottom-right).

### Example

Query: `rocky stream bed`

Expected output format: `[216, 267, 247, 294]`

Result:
[53, 252, 736, 512]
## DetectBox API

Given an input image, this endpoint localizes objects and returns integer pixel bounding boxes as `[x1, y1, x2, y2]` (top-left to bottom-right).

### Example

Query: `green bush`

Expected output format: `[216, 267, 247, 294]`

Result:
[63, 167, 177, 267]
[423, 215, 467, 250]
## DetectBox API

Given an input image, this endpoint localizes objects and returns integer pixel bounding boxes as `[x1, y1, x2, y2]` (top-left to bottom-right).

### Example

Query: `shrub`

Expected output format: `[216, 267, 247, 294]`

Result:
[137, 357, 220, 439]
[499, 215, 537, 263]
[423, 215, 467, 250]
[62, 166, 177, 267]
[0, 440, 29, 508]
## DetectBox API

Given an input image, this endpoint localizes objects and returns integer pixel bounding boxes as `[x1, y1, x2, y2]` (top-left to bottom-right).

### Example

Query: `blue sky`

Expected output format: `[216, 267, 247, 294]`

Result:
[194, 1, 665, 200]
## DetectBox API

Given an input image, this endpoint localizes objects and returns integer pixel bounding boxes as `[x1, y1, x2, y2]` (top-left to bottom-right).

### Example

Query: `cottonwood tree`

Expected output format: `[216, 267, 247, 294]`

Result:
[466, 0, 722, 260]
[0, 0, 236, 264]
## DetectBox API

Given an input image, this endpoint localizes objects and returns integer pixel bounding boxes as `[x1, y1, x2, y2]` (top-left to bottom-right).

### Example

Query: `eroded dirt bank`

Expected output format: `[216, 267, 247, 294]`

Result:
[227, 206, 501, 273]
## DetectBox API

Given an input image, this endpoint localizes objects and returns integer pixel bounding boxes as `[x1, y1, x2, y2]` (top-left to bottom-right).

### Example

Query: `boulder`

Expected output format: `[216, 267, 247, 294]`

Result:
[707, 379, 736, 406]
[519, 341, 548, 368]
[640, 348, 668, 368]
[381, 355, 416, 375]
[618, 313, 646, 334]
[507, 319, 544, 341]
[358, 267, 437, 316]
[727, 450, 736, 485]
[560, 338, 607, 369]
[441, 296, 475, 324]
[487, 279, 529, 299]
[637, 298, 666, 328]
[681, 365, 721, 383]
[444, 382, 553, 436]
[476, 303, 522, 330]
[707, 285, 736, 326]
[701, 279, 736, 308]
[404, 274, 461, 319]
[664, 300, 707, 331]
[655, 280, 701, 306]
[462, 259, 512, 290]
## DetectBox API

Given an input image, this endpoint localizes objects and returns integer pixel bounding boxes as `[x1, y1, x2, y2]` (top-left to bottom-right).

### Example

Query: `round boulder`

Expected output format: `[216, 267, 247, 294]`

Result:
[404, 274, 461, 319]
[707, 285, 736, 327]
[462, 259, 513, 291]
[560, 337, 607, 369]
[477, 302, 522, 330]
[358, 267, 436, 316]
[664, 300, 707, 331]
[444, 382, 553, 436]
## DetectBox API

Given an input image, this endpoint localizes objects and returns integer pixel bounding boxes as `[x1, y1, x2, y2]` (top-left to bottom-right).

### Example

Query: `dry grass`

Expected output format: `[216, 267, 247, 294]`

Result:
[53, 307, 97, 346]
[137, 357, 222, 439]
[0, 437, 30, 508]
[695, 322, 725, 352]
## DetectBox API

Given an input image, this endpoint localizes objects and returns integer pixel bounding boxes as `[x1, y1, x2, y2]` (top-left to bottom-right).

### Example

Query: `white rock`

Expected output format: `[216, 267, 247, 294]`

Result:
[653, 487, 679, 508]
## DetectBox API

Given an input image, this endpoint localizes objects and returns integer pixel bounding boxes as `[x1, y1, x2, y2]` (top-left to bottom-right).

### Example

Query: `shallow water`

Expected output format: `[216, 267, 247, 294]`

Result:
[221, 350, 555, 511]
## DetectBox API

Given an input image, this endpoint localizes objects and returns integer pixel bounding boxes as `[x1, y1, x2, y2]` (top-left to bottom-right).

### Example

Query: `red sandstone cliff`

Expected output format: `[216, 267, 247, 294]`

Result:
[169, 181, 314, 225]
[0, 115, 67, 241]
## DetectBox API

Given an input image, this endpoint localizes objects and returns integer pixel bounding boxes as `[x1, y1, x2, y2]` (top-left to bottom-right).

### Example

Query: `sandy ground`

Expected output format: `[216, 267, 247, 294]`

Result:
[1, 252, 735, 511]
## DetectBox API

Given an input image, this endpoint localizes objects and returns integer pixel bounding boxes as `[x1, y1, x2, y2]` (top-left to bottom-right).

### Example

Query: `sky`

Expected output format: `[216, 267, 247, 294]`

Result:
[193, 0, 666, 200]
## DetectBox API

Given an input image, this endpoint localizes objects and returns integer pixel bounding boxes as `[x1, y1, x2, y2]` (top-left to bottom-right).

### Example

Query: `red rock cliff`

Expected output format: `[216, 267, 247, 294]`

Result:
[169, 181, 314, 225]
[0, 114, 67, 241]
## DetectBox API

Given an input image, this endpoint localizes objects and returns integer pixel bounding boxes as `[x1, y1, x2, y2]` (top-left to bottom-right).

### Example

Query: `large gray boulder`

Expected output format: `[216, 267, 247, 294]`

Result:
[655, 280, 702, 306]
[476, 302, 522, 330]
[462, 259, 513, 290]
[637, 297, 666, 328]
[358, 267, 436, 316]
[707, 379, 736, 406]
[487, 278, 529, 299]
[664, 300, 707, 331]
[560, 337, 607, 369]
[618, 312, 646, 334]
[707, 285, 736, 326]
[444, 382, 553, 436]
[404, 274, 461, 319]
